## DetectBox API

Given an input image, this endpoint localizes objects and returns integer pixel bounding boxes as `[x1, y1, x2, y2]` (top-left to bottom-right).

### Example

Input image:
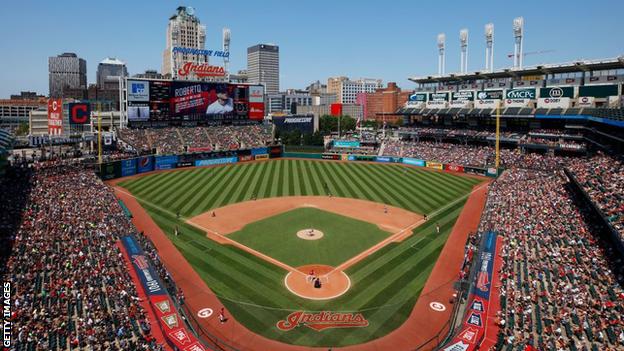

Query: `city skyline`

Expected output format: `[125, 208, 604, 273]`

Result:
[1, 0, 623, 97]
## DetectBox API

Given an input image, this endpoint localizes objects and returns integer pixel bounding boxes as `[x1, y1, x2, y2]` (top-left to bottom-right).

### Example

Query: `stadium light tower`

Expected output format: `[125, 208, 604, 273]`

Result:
[223, 28, 231, 80]
[460, 29, 468, 73]
[513, 17, 524, 69]
[437, 33, 446, 76]
[485, 23, 494, 72]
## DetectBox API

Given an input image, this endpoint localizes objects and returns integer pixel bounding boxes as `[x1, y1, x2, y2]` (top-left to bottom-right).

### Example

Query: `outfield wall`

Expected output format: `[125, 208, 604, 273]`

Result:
[99, 147, 500, 181]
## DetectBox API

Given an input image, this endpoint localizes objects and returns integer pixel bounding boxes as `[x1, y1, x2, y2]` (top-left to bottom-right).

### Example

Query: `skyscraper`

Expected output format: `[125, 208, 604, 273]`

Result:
[162, 6, 207, 79]
[96, 58, 128, 89]
[247, 44, 279, 95]
[48, 53, 87, 98]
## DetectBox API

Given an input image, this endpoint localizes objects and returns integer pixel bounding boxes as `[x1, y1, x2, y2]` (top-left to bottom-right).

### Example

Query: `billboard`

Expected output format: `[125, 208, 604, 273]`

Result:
[450, 91, 474, 108]
[68, 103, 91, 125]
[155, 155, 179, 170]
[578, 84, 618, 98]
[475, 90, 503, 109]
[177, 62, 226, 78]
[537, 87, 574, 109]
[127, 79, 263, 122]
[407, 93, 427, 107]
[195, 157, 238, 167]
[137, 156, 155, 173]
[273, 116, 314, 134]
[47, 99, 63, 135]
[426, 92, 448, 108]
[334, 140, 360, 148]
[505, 88, 535, 107]
[402, 157, 425, 167]
[577, 96, 595, 107]
[128, 80, 150, 102]
[121, 158, 137, 177]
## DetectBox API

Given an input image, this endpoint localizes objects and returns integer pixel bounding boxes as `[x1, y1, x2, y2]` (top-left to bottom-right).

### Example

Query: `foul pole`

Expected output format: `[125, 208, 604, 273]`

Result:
[97, 102, 102, 165]
[495, 105, 500, 168]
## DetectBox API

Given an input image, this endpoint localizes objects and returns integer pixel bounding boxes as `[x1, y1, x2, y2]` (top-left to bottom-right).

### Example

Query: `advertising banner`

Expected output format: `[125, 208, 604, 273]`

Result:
[334, 140, 360, 148]
[177, 62, 225, 79]
[171, 82, 248, 121]
[137, 156, 155, 174]
[426, 92, 449, 109]
[375, 156, 401, 163]
[176, 161, 193, 168]
[121, 158, 137, 177]
[539, 86, 574, 99]
[255, 154, 269, 160]
[249, 85, 264, 103]
[577, 96, 595, 107]
[537, 97, 571, 109]
[270, 145, 283, 157]
[194, 156, 238, 167]
[505, 88, 535, 107]
[463, 166, 487, 176]
[273, 116, 314, 134]
[68, 103, 91, 125]
[321, 154, 341, 160]
[47, 99, 63, 136]
[120, 236, 207, 351]
[239, 155, 253, 162]
[406, 93, 427, 107]
[402, 157, 426, 167]
[251, 147, 269, 156]
[426, 161, 443, 170]
[445, 164, 465, 173]
[578, 84, 618, 98]
[475, 90, 503, 109]
[442, 232, 499, 351]
[348, 155, 376, 161]
[450, 91, 474, 108]
[128, 80, 150, 102]
[155, 155, 179, 170]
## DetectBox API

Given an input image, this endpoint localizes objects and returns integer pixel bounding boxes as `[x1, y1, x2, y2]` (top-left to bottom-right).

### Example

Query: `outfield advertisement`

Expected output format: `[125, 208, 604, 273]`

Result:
[426, 161, 443, 170]
[475, 90, 503, 109]
[375, 156, 401, 163]
[120, 236, 207, 351]
[195, 156, 238, 167]
[537, 87, 573, 108]
[406, 93, 427, 108]
[402, 157, 426, 167]
[155, 155, 179, 170]
[137, 156, 155, 173]
[443, 232, 499, 351]
[505, 88, 535, 107]
[251, 147, 269, 156]
[334, 140, 360, 148]
[426, 92, 449, 109]
[444, 164, 464, 173]
[450, 91, 474, 108]
[121, 158, 137, 177]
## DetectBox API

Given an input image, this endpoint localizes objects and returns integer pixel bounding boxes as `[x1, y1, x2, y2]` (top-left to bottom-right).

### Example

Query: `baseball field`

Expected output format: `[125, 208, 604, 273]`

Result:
[115, 159, 485, 348]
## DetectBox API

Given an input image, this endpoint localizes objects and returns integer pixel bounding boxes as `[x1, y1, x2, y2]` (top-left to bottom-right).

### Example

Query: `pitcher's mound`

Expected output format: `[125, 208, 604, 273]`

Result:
[296, 229, 324, 240]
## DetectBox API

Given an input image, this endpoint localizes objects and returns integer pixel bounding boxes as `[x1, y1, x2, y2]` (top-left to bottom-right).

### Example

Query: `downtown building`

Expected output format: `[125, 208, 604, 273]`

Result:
[247, 44, 279, 95]
[327, 77, 382, 104]
[162, 6, 207, 80]
[48, 53, 87, 99]
[357, 82, 410, 124]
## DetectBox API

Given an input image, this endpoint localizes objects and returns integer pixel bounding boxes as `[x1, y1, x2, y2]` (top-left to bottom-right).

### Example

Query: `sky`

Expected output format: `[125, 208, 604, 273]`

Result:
[1, 0, 623, 98]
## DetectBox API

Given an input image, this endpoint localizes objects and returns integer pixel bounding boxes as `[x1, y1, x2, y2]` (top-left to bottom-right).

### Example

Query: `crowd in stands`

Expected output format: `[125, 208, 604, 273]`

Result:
[567, 154, 624, 241]
[117, 125, 273, 155]
[479, 169, 624, 350]
[1, 164, 166, 350]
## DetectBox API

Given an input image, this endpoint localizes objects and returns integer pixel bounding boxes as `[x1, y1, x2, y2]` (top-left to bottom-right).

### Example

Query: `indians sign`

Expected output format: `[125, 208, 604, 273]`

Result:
[177, 62, 226, 78]
[276, 311, 369, 331]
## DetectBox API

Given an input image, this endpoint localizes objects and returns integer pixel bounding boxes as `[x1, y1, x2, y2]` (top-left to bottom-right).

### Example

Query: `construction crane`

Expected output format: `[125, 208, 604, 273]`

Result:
[507, 49, 555, 58]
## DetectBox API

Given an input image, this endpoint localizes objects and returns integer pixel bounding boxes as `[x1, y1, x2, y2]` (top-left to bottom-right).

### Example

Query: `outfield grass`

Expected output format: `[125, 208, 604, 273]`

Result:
[118, 159, 482, 347]
[227, 207, 391, 267]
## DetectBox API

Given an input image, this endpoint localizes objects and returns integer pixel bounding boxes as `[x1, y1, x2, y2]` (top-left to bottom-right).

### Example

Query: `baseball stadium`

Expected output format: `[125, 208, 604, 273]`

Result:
[2, 4, 624, 351]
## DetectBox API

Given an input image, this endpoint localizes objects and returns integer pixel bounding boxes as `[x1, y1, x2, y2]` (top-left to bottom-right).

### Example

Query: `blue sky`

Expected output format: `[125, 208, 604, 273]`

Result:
[1, 0, 622, 97]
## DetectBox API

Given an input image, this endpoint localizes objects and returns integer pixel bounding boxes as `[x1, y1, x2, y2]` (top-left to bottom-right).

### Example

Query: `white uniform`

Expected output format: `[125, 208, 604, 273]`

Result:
[206, 98, 234, 114]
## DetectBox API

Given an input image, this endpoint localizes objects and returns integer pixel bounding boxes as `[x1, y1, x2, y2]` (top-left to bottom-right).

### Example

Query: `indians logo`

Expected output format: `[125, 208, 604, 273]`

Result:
[276, 311, 369, 331]
[178, 62, 226, 78]
[132, 255, 149, 270]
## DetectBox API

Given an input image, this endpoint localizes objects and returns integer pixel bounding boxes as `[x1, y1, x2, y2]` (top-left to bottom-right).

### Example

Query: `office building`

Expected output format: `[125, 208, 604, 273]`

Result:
[97, 58, 128, 89]
[358, 82, 410, 124]
[49, 52, 87, 98]
[327, 77, 382, 104]
[247, 44, 279, 95]
[162, 6, 207, 79]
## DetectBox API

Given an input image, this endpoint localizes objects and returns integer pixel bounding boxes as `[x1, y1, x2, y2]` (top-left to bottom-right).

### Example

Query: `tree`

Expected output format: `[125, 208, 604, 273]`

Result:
[15, 122, 29, 136]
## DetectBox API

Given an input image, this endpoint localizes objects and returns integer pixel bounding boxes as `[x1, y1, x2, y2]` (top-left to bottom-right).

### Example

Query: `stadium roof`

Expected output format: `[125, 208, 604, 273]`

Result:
[409, 56, 624, 84]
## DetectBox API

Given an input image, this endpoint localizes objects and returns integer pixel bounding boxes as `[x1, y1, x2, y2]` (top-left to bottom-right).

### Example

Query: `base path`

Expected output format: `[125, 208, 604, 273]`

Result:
[110, 180, 490, 350]
[188, 196, 422, 235]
